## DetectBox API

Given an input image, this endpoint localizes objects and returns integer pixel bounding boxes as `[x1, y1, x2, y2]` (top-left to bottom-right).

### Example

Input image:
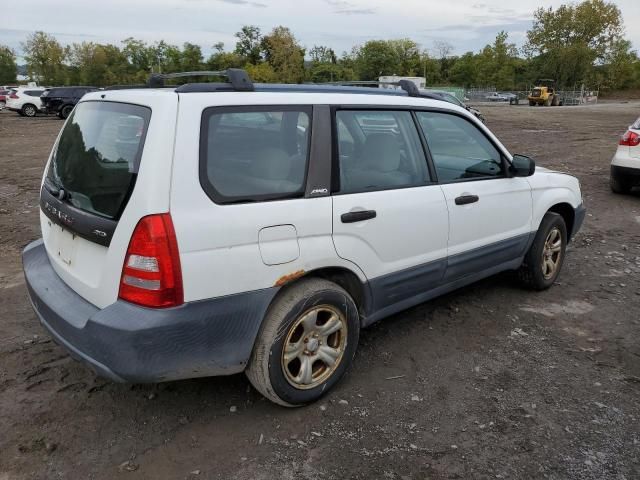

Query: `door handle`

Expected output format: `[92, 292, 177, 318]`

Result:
[455, 194, 479, 205]
[341, 210, 377, 223]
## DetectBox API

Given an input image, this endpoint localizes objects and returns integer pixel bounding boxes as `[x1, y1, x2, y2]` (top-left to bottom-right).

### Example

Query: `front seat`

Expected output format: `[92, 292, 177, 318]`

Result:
[345, 133, 412, 191]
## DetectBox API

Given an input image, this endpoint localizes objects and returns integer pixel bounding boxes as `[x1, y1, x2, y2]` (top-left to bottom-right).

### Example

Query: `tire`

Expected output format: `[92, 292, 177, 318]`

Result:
[246, 278, 360, 407]
[552, 95, 560, 106]
[518, 212, 567, 291]
[529, 100, 536, 106]
[60, 105, 73, 119]
[610, 174, 632, 194]
[22, 104, 37, 117]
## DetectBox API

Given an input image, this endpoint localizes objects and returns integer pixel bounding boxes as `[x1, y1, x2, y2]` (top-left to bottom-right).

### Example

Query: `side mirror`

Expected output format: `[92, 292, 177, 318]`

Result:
[510, 154, 536, 177]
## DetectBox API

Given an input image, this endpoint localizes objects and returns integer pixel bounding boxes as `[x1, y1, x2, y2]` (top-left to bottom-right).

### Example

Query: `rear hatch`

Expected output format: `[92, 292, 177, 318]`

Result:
[40, 94, 177, 308]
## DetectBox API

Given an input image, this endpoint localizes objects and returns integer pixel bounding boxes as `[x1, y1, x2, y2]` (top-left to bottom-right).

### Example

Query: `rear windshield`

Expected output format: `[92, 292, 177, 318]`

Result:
[45, 101, 151, 219]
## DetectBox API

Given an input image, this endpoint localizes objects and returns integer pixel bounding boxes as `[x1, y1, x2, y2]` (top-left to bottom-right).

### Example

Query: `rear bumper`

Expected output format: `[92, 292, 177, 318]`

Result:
[611, 164, 640, 181]
[23, 239, 278, 383]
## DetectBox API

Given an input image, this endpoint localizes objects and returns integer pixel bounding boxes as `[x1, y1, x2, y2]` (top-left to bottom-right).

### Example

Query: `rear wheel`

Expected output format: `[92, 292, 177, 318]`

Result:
[529, 100, 536, 106]
[246, 278, 360, 407]
[610, 174, 632, 194]
[60, 105, 73, 119]
[22, 104, 37, 117]
[518, 212, 567, 290]
[552, 95, 560, 106]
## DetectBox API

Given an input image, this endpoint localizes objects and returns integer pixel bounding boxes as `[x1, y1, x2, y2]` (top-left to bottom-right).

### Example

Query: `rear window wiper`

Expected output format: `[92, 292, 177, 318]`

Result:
[43, 177, 72, 202]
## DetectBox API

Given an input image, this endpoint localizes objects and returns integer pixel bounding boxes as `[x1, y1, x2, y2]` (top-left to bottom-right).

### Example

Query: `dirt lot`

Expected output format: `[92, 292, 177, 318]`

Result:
[1, 102, 639, 480]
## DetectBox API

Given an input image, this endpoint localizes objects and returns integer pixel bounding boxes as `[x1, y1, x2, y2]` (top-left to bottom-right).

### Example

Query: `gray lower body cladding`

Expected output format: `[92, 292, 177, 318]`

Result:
[23, 204, 585, 383]
[22, 239, 279, 383]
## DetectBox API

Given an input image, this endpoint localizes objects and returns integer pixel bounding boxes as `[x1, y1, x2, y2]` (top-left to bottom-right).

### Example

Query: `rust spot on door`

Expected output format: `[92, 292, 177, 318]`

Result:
[274, 270, 305, 287]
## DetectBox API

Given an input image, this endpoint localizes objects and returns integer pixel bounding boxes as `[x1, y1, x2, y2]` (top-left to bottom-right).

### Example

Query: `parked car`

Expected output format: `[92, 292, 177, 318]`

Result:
[420, 89, 485, 123]
[0, 89, 10, 109]
[610, 116, 640, 194]
[485, 92, 509, 102]
[22, 70, 585, 406]
[5, 87, 46, 117]
[41, 86, 99, 119]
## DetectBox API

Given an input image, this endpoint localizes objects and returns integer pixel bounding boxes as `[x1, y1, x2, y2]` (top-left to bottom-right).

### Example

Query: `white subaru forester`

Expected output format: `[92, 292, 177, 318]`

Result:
[23, 70, 585, 406]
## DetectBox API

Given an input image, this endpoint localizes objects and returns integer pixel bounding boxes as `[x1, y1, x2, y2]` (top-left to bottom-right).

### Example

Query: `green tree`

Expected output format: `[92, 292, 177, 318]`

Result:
[244, 62, 277, 82]
[181, 42, 203, 71]
[261, 26, 305, 83]
[22, 31, 66, 85]
[122, 37, 153, 73]
[524, 0, 624, 86]
[309, 45, 337, 64]
[474, 31, 520, 89]
[448, 52, 477, 86]
[235, 25, 263, 64]
[353, 41, 399, 80]
[389, 39, 421, 76]
[599, 39, 639, 89]
[0, 45, 17, 84]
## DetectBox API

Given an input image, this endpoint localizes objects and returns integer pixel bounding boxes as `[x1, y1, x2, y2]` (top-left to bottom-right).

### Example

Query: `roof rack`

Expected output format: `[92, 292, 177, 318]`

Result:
[102, 68, 428, 98]
[318, 80, 420, 97]
[148, 69, 254, 91]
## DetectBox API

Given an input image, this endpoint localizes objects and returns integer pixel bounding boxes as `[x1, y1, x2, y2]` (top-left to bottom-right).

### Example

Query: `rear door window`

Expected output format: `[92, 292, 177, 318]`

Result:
[200, 106, 311, 204]
[45, 101, 151, 219]
[335, 110, 430, 194]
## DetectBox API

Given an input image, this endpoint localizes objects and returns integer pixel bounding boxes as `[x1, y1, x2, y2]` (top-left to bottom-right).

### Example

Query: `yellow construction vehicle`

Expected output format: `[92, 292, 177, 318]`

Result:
[528, 79, 562, 106]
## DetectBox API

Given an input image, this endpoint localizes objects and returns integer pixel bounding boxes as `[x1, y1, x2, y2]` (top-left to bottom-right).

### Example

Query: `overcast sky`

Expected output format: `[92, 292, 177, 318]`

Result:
[1, 0, 639, 61]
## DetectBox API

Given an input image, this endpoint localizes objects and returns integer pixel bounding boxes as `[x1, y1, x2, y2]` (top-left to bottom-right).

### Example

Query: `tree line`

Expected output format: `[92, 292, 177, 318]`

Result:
[1, 0, 639, 91]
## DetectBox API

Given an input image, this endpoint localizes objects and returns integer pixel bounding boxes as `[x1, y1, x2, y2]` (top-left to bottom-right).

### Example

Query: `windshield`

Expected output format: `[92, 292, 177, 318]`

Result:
[45, 101, 151, 219]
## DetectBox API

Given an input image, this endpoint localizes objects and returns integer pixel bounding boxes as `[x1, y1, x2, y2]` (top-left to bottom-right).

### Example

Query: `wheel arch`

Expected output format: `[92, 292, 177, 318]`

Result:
[274, 266, 371, 323]
[546, 202, 575, 240]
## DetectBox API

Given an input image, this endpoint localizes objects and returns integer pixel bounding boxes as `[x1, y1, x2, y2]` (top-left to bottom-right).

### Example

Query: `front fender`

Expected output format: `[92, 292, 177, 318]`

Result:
[528, 171, 582, 230]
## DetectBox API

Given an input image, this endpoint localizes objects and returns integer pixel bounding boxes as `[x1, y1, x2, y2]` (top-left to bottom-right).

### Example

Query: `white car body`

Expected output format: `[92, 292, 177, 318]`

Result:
[23, 79, 585, 403]
[6, 87, 45, 115]
[40, 89, 583, 307]
[610, 117, 640, 193]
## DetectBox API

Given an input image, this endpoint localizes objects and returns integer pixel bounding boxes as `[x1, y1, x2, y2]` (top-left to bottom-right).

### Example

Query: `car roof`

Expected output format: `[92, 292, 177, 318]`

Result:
[83, 86, 471, 113]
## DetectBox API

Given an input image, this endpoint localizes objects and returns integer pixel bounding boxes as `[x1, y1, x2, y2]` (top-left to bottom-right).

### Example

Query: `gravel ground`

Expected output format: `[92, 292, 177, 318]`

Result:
[0, 102, 639, 480]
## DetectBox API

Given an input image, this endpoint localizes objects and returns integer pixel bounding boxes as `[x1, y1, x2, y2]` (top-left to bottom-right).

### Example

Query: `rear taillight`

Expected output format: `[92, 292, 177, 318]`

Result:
[620, 130, 640, 147]
[9, 93, 18, 99]
[119, 214, 183, 308]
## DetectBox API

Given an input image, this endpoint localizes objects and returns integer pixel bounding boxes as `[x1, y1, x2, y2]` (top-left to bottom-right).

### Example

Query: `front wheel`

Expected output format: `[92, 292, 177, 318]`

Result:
[22, 104, 37, 117]
[246, 278, 360, 407]
[518, 212, 567, 290]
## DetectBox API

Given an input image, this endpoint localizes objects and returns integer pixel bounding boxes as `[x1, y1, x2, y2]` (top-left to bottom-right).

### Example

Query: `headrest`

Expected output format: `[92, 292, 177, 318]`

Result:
[252, 147, 292, 180]
[362, 133, 401, 172]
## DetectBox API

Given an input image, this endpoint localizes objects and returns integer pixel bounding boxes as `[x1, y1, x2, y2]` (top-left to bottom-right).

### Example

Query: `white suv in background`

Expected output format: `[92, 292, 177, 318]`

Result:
[610, 116, 640, 194]
[23, 70, 585, 406]
[6, 87, 46, 117]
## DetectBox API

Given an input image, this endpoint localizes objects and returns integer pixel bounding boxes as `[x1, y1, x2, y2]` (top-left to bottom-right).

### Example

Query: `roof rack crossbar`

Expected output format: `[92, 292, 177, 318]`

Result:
[148, 69, 254, 91]
[314, 80, 420, 97]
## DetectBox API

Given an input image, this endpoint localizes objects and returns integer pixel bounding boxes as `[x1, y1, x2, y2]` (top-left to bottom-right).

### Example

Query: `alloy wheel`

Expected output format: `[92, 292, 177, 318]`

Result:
[281, 305, 347, 390]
